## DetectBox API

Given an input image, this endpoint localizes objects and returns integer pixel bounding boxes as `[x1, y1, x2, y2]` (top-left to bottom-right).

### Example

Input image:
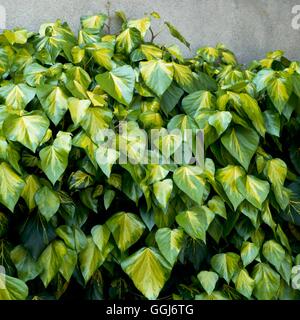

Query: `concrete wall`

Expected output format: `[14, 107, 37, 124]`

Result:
[2, 0, 300, 64]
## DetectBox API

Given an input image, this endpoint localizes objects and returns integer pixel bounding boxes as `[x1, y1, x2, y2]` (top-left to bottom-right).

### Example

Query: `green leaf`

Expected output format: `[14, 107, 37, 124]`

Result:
[267, 74, 292, 114]
[262, 240, 285, 270]
[68, 97, 91, 126]
[264, 158, 287, 186]
[164, 22, 190, 49]
[216, 165, 246, 210]
[121, 247, 172, 300]
[65, 66, 91, 99]
[252, 263, 280, 300]
[21, 175, 41, 211]
[235, 269, 255, 299]
[59, 248, 77, 282]
[106, 212, 145, 252]
[91, 225, 111, 252]
[56, 225, 87, 253]
[0, 162, 25, 212]
[182, 90, 214, 118]
[208, 196, 227, 219]
[211, 252, 241, 283]
[80, 106, 113, 143]
[4, 28, 28, 45]
[140, 60, 174, 96]
[10, 245, 42, 282]
[96, 65, 135, 106]
[131, 44, 163, 62]
[0, 274, 28, 300]
[38, 240, 67, 287]
[104, 189, 115, 210]
[3, 111, 50, 152]
[173, 166, 205, 205]
[95, 145, 119, 178]
[161, 83, 184, 115]
[197, 271, 219, 295]
[37, 85, 69, 125]
[172, 63, 193, 89]
[87, 42, 114, 70]
[127, 17, 151, 38]
[72, 131, 98, 167]
[79, 237, 111, 284]
[80, 14, 107, 31]
[237, 175, 270, 209]
[221, 126, 259, 170]
[35, 186, 60, 222]
[263, 110, 280, 137]
[176, 207, 214, 242]
[239, 93, 266, 137]
[116, 28, 141, 55]
[208, 111, 232, 136]
[68, 170, 94, 190]
[240, 241, 259, 267]
[155, 228, 184, 266]
[153, 179, 173, 209]
[0, 83, 35, 110]
[39, 131, 72, 185]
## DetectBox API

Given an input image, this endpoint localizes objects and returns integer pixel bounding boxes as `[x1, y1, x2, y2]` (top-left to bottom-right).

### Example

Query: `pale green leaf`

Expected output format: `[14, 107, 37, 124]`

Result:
[140, 59, 174, 96]
[197, 271, 219, 295]
[106, 211, 145, 252]
[121, 247, 172, 300]
[155, 228, 184, 266]
[39, 131, 72, 185]
[35, 186, 60, 222]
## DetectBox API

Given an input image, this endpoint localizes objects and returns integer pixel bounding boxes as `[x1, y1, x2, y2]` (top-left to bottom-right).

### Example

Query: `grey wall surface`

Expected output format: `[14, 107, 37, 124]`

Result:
[2, 0, 300, 64]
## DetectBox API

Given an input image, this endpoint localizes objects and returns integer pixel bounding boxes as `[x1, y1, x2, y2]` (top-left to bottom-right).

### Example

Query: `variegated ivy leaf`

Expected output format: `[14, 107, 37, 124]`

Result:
[79, 237, 112, 284]
[67, 97, 91, 126]
[221, 126, 259, 170]
[140, 59, 174, 96]
[176, 206, 214, 243]
[252, 263, 280, 300]
[155, 228, 184, 266]
[37, 84, 69, 125]
[86, 42, 114, 70]
[116, 27, 142, 55]
[121, 247, 172, 300]
[106, 211, 145, 252]
[0, 83, 36, 110]
[38, 240, 67, 287]
[197, 271, 219, 295]
[216, 165, 246, 210]
[127, 17, 151, 38]
[21, 175, 41, 212]
[64, 66, 91, 99]
[0, 162, 25, 212]
[80, 14, 107, 31]
[3, 111, 50, 152]
[173, 166, 206, 205]
[39, 131, 72, 185]
[237, 175, 270, 210]
[96, 65, 135, 106]
[0, 274, 28, 300]
[35, 186, 60, 222]
[153, 179, 173, 209]
[211, 252, 241, 283]
[24, 63, 48, 87]
[131, 44, 163, 62]
[182, 90, 215, 118]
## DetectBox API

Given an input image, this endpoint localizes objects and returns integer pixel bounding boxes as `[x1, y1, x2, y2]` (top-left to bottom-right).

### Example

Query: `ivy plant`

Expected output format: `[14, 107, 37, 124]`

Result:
[0, 11, 299, 301]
